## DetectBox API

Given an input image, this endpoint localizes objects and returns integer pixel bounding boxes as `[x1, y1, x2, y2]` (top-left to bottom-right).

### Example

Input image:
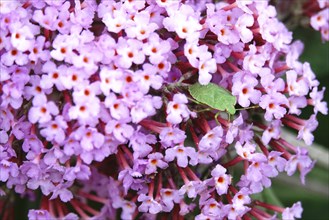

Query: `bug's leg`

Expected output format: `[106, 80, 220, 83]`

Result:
[235, 105, 260, 111]
[195, 108, 212, 113]
[215, 111, 221, 125]
[187, 97, 202, 105]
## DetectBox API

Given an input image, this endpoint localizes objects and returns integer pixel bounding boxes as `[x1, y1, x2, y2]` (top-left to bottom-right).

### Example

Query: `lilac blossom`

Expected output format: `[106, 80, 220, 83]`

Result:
[297, 114, 319, 145]
[310, 4, 329, 41]
[145, 152, 168, 175]
[259, 92, 288, 121]
[28, 95, 59, 124]
[137, 194, 162, 214]
[282, 201, 303, 220]
[0, 159, 19, 182]
[232, 71, 261, 107]
[39, 115, 67, 144]
[199, 126, 224, 152]
[310, 87, 328, 115]
[262, 120, 282, 145]
[285, 147, 315, 184]
[166, 93, 195, 124]
[165, 145, 197, 167]
[201, 198, 223, 218]
[160, 188, 181, 211]
[210, 164, 232, 195]
[28, 210, 53, 220]
[159, 126, 186, 148]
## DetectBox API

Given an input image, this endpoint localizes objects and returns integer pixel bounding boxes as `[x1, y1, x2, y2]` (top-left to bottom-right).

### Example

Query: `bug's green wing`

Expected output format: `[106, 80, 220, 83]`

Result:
[188, 83, 237, 114]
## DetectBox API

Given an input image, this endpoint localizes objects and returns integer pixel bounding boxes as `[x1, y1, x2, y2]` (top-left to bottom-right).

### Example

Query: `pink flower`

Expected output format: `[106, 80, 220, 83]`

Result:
[166, 93, 195, 124]
[235, 13, 254, 43]
[32, 6, 59, 31]
[159, 126, 186, 148]
[72, 82, 101, 104]
[69, 1, 95, 28]
[129, 130, 156, 159]
[202, 198, 222, 218]
[287, 96, 307, 115]
[235, 141, 256, 160]
[179, 180, 204, 199]
[243, 45, 266, 74]
[105, 119, 134, 143]
[138, 194, 162, 214]
[54, 2, 71, 34]
[28, 36, 49, 62]
[262, 120, 282, 145]
[22, 135, 44, 160]
[40, 62, 66, 91]
[198, 51, 217, 85]
[24, 75, 52, 102]
[39, 116, 68, 144]
[199, 126, 224, 152]
[310, 9, 328, 31]
[103, 8, 128, 33]
[211, 164, 231, 195]
[73, 126, 105, 164]
[232, 188, 251, 210]
[72, 45, 103, 73]
[116, 37, 145, 69]
[282, 201, 303, 220]
[267, 151, 287, 173]
[232, 71, 262, 107]
[223, 203, 250, 220]
[1, 76, 27, 109]
[50, 34, 77, 62]
[74, 126, 104, 151]
[68, 96, 100, 126]
[28, 210, 52, 220]
[28, 95, 59, 124]
[259, 92, 288, 121]
[163, 5, 202, 40]
[96, 34, 116, 64]
[2, 47, 29, 66]
[297, 114, 318, 145]
[160, 188, 181, 212]
[164, 145, 197, 168]
[143, 33, 171, 65]
[0, 159, 19, 182]
[125, 11, 158, 40]
[236, 0, 254, 14]
[145, 152, 168, 175]
[286, 70, 309, 97]
[130, 95, 162, 123]
[105, 93, 130, 121]
[10, 25, 35, 52]
[310, 87, 328, 115]
[120, 200, 137, 220]
[99, 67, 124, 95]
[184, 43, 203, 68]
[135, 64, 163, 94]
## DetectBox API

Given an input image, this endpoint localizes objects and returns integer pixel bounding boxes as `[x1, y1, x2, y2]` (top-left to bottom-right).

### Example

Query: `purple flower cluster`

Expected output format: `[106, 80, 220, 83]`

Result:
[0, 0, 327, 219]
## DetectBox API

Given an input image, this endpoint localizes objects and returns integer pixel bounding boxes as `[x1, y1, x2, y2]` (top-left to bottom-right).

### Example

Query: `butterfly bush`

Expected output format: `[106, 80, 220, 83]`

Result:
[0, 0, 328, 219]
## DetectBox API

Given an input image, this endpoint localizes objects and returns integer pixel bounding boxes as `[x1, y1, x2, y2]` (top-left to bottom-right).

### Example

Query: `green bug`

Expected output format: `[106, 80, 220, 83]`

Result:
[188, 82, 237, 123]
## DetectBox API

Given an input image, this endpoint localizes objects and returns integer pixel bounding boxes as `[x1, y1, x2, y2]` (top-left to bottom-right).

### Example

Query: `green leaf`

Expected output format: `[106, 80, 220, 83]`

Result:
[262, 187, 283, 207]
[188, 82, 237, 114]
